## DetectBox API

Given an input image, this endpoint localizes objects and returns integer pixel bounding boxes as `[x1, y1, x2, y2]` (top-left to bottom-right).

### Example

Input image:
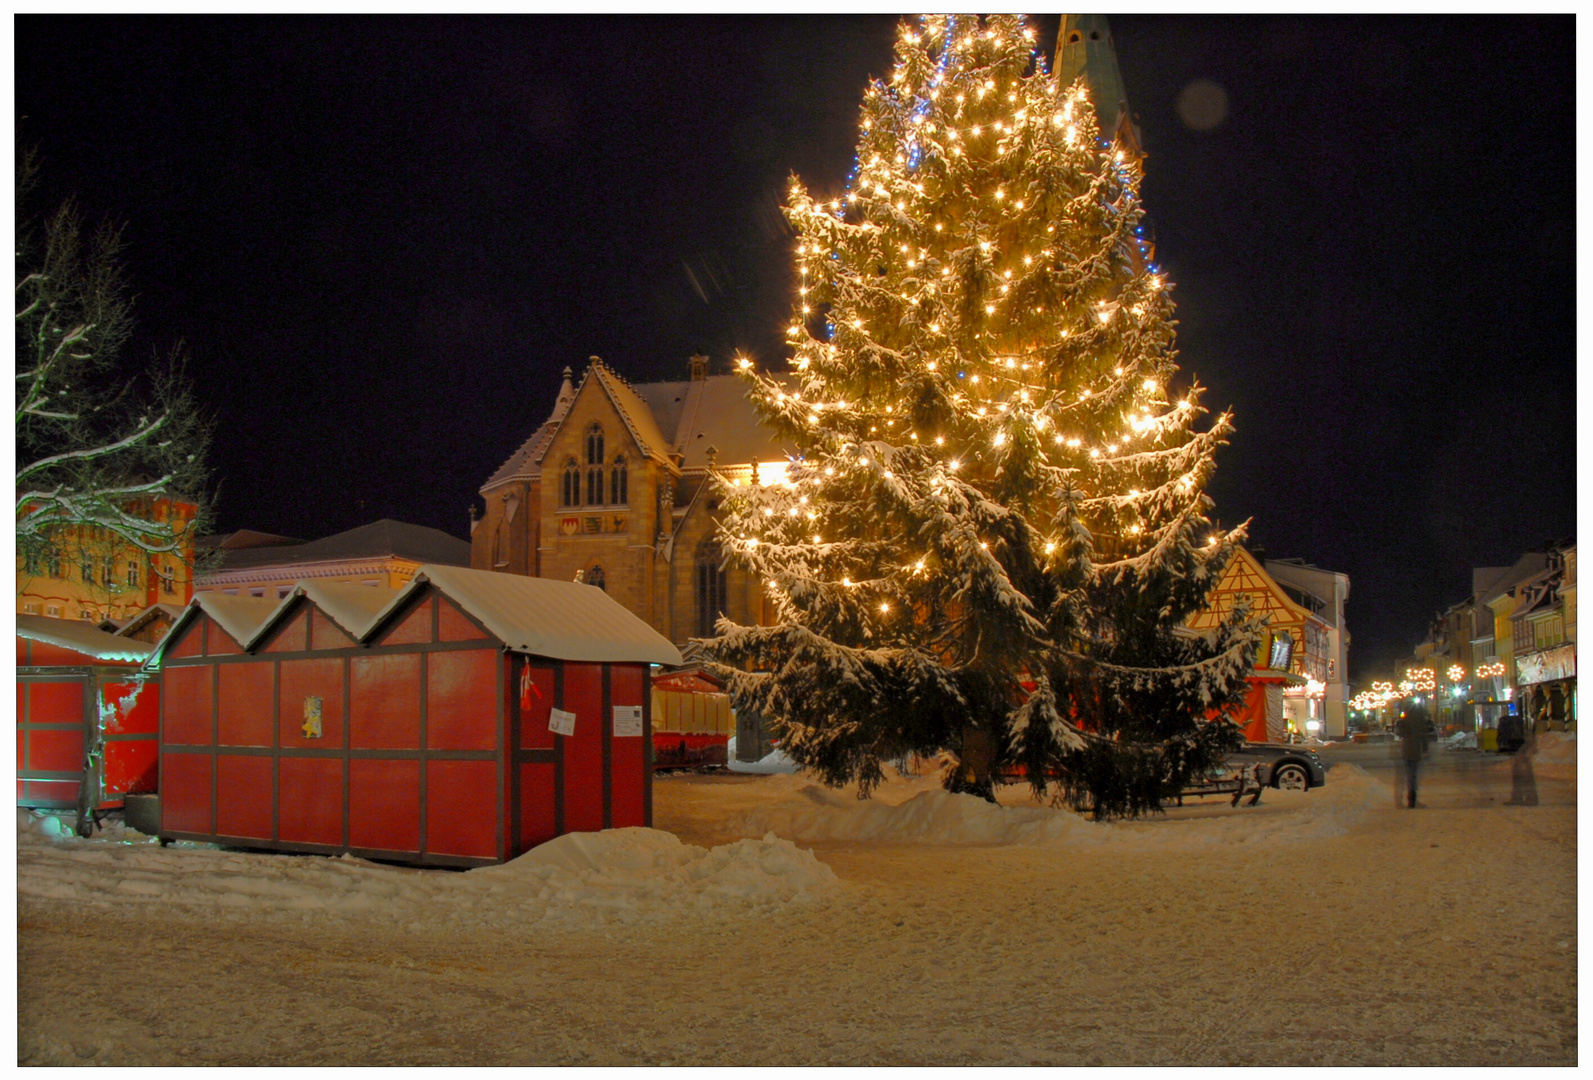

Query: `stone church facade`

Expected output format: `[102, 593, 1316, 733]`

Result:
[472, 356, 791, 647]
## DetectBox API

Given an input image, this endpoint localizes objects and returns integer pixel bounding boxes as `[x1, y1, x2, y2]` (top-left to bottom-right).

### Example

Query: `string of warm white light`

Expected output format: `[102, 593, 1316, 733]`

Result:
[717, 14, 1236, 612]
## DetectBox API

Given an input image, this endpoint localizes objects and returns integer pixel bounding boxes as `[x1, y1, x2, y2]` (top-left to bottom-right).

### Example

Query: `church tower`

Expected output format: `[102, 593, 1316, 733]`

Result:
[1055, 15, 1143, 165]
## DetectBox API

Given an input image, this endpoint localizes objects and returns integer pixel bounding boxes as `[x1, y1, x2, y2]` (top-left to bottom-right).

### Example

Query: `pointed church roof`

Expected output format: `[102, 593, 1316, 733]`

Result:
[484, 366, 577, 489]
[1056, 15, 1141, 158]
[481, 357, 794, 494]
[573, 360, 674, 467]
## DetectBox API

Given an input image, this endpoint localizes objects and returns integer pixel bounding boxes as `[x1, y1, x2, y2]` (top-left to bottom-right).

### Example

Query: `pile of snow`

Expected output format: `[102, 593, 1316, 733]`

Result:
[16, 812, 836, 927]
[1533, 730, 1577, 764]
[1443, 731, 1478, 750]
[727, 764, 1385, 850]
[727, 746, 801, 775]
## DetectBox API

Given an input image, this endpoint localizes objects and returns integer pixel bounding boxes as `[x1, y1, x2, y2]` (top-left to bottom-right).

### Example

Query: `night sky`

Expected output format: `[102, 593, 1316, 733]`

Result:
[14, 15, 1576, 682]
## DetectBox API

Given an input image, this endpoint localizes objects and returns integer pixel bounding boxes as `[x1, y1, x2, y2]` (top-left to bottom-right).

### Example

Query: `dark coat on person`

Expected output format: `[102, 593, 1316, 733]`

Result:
[1396, 710, 1430, 762]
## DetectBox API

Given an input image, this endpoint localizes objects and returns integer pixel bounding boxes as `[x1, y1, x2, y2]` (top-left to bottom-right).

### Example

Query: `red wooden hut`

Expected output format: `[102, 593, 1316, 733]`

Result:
[148, 565, 682, 867]
[17, 615, 160, 814]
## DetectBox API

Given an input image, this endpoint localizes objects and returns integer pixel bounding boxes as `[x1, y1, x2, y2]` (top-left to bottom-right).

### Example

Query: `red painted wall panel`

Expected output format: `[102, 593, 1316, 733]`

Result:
[279, 658, 344, 749]
[519, 664, 555, 749]
[561, 662, 604, 833]
[217, 663, 274, 747]
[102, 739, 158, 798]
[17, 639, 27, 665]
[205, 619, 244, 655]
[29, 727, 85, 775]
[278, 757, 343, 847]
[427, 650, 497, 751]
[28, 680, 84, 725]
[426, 759, 497, 858]
[519, 762, 557, 851]
[262, 610, 307, 653]
[163, 665, 213, 745]
[348, 758, 420, 853]
[350, 654, 420, 749]
[379, 602, 432, 645]
[161, 751, 212, 834]
[215, 755, 273, 839]
[438, 600, 488, 642]
[166, 624, 204, 659]
[310, 610, 355, 649]
[103, 680, 159, 736]
[609, 664, 647, 829]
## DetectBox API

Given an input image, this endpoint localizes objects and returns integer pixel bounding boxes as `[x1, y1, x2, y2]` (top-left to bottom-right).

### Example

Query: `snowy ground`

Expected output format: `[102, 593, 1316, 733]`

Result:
[16, 736, 1576, 1065]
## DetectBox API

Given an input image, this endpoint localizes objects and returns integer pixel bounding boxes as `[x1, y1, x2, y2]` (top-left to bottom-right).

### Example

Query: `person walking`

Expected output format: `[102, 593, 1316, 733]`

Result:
[1396, 704, 1431, 809]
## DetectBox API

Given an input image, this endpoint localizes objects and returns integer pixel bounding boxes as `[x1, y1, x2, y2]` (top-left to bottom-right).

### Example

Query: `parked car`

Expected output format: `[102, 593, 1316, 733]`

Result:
[1225, 742, 1328, 791]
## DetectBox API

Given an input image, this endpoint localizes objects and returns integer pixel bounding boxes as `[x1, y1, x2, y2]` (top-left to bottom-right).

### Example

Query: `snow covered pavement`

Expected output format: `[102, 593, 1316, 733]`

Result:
[17, 748, 1576, 1066]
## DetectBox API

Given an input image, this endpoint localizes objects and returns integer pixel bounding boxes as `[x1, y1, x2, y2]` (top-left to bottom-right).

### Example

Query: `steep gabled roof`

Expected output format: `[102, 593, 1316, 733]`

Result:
[379, 564, 682, 665]
[184, 593, 282, 650]
[17, 614, 156, 664]
[531, 359, 674, 469]
[171, 563, 683, 667]
[114, 603, 187, 639]
[288, 580, 404, 642]
[632, 373, 794, 471]
[483, 367, 578, 491]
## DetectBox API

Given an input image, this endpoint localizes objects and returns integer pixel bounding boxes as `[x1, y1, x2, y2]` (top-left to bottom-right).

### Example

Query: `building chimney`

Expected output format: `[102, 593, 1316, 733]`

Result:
[689, 354, 709, 381]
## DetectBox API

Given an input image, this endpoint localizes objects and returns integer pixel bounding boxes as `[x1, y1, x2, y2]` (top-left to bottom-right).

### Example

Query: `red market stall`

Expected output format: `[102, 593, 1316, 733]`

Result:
[650, 665, 733, 768]
[17, 615, 160, 813]
[149, 565, 682, 867]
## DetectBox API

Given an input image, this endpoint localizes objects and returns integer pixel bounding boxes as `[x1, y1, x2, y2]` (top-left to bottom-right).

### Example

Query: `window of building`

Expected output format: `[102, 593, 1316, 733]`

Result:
[23, 603, 39, 615]
[47, 551, 61, 579]
[102, 556, 115, 587]
[278, 587, 292, 599]
[223, 589, 239, 596]
[81, 552, 95, 584]
[250, 589, 265, 598]
[45, 605, 60, 618]
[162, 568, 176, 595]
[127, 561, 139, 588]
[80, 608, 95, 621]
[585, 424, 605, 505]
[695, 538, 727, 637]
[586, 565, 606, 591]
[23, 547, 42, 576]
[562, 457, 580, 507]
[610, 455, 628, 505]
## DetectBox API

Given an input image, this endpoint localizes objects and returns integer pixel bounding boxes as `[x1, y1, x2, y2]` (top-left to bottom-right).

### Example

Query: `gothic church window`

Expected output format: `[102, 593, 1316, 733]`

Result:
[610, 455, 628, 505]
[562, 457, 580, 507]
[586, 424, 605, 505]
[695, 537, 727, 637]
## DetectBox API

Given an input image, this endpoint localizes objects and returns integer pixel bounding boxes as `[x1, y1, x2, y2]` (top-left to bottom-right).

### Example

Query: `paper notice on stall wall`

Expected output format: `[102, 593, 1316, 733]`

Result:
[548, 708, 576, 737]
[612, 706, 643, 737]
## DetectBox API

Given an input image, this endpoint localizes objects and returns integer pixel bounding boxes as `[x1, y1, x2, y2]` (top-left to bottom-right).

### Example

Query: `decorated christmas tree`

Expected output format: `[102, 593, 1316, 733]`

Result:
[704, 14, 1258, 818]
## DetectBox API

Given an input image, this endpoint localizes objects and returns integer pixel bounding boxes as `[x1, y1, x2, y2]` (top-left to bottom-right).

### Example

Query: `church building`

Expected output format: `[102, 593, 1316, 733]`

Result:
[472, 355, 792, 647]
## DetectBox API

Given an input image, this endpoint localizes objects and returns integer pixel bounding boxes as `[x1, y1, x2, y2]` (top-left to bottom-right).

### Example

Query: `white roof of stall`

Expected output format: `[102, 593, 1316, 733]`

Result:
[16, 614, 155, 664]
[395, 564, 683, 666]
[287, 580, 403, 642]
[189, 593, 282, 648]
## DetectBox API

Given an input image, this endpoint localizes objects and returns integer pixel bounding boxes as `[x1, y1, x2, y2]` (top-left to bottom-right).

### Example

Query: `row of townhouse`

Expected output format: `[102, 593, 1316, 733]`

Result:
[1390, 541, 1576, 732]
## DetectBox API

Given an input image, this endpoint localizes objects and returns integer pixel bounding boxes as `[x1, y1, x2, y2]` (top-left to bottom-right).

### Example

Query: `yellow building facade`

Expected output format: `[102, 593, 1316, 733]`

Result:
[16, 496, 198, 623]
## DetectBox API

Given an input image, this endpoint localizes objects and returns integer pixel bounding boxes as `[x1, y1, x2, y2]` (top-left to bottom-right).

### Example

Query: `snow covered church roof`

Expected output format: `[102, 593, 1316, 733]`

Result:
[481, 358, 795, 493]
